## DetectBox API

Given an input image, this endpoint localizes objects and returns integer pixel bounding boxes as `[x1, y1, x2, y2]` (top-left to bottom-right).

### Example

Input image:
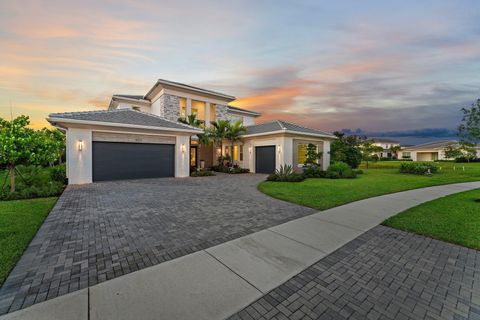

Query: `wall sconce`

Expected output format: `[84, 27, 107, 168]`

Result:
[78, 140, 83, 151]
[248, 147, 252, 154]
[277, 145, 282, 154]
[181, 144, 186, 154]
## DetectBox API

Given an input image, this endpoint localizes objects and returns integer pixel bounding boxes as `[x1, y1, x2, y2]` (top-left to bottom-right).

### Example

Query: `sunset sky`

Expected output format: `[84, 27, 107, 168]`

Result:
[1, 0, 479, 135]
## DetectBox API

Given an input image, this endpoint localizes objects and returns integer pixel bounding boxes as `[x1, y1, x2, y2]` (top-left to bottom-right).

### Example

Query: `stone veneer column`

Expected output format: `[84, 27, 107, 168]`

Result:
[215, 104, 228, 121]
[205, 102, 211, 127]
[159, 94, 180, 122]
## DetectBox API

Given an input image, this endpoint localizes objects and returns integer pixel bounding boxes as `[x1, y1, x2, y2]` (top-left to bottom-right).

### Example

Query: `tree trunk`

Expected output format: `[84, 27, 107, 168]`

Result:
[9, 165, 15, 193]
[231, 141, 235, 167]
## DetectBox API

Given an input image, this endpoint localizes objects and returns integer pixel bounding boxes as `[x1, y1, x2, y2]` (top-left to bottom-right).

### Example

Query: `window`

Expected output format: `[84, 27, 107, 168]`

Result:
[402, 152, 411, 159]
[210, 104, 216, 122]
[233, 145, 239, 161]
[179, 98, 187, 118]
[297, 144, 307, 165]
[190, 147, 196, 166]
[240, 145, 244, 161]
[191, 100, 206, 121]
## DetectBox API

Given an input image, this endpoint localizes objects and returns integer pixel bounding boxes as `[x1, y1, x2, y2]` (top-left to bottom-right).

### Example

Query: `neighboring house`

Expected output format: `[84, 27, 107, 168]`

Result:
[399, 140, 480, 161]
[371, 138, 400, 159]
[48, 79, 335, 184]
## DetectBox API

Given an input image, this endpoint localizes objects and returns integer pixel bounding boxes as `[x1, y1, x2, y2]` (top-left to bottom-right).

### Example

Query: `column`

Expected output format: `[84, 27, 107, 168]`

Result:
[205, 102, 210, 127]
[175, 135, 190, 177]
[322, 140, 331, 170]
[186, 98, 192, 116]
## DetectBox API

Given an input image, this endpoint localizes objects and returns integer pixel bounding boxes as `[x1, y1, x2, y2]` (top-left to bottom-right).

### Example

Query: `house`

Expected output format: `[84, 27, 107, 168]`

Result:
[399, 140, 480, 161]
[48, 79, 335, 184]
[371, 138, 400, 159]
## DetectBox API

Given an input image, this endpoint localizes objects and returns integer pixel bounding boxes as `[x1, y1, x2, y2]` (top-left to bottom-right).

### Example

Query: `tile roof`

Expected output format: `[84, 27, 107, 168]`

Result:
[244, 120, 335, 138]
[226, 105, 261, 116]
[403, 140, 459, 150]
[113, 94, 146, 100]
[48, 109, 202, 131]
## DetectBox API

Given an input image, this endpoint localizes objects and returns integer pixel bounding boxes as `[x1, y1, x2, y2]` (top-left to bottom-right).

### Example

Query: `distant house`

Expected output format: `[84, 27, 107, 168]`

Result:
[399, 140, 480, 161]
[371, 138, 400, 159]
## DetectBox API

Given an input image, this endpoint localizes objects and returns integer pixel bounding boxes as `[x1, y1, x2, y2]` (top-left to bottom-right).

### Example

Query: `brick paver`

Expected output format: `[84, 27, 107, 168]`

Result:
[0, 174, 315, 315]
[228, 225, 480, 320]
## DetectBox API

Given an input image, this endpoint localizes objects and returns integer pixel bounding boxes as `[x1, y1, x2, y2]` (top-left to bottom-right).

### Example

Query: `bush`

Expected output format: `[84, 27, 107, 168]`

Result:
[354, 169, 364, 175]
[302, 165, 326, 178]
[454, 157, 480, 163]
[191, 170, 215, 177]
[50, 164, 67, 183]
[326, 162, 356, 179]
[399, 162, 439, 175]
[0, 181, 64, 200]
[231, 167, 250, 174]
[267, 164, 306, 182]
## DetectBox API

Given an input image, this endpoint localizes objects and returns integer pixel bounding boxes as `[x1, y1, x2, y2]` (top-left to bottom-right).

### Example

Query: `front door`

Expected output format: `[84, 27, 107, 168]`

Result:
[190, 146, 198, 171]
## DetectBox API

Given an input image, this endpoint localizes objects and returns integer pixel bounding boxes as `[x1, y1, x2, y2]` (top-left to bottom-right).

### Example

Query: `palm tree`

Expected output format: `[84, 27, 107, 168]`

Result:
[225, 120, 247, 167]
[178, 114, 204, 128]
[211, 120, 231, 166]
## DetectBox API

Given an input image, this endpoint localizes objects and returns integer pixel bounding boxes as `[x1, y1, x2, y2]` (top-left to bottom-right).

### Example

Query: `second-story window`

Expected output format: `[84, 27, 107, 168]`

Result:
[179, 98, 187, 118]
[192, 100, 206, 121]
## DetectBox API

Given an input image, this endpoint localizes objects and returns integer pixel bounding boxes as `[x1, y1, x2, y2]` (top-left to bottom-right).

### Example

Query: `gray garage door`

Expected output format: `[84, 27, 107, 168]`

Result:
[255, 146, 276, 174]
[93, 142, 175, 182]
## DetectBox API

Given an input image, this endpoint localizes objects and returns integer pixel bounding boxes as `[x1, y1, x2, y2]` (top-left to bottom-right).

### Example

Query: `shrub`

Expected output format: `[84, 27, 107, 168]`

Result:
[354, 169, 364, 175]
[191, 170, 215, 177]
[267, 164, 305, 182]
[302, 165, 326, 178]
[454, 157, 480, 163]
[50, 164, 67, 183]
[326, 162, 356, 179]
[399, 162, 439, 175]
[231, 167, 250, 174]
[16, 165, 43, 187]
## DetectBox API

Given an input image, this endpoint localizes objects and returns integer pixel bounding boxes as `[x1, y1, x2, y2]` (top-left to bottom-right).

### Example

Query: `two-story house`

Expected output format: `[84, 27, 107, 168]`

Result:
[48, 79, 335, 184]
[371, 138, 401, 159]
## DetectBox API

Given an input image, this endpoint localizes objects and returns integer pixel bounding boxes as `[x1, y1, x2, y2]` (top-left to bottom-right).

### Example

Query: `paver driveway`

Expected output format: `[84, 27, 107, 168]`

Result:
[0, 174, 315, 315]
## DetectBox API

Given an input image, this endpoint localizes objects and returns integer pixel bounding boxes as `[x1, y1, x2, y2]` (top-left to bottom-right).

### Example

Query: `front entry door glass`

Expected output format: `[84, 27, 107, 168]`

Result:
[190, 147, 197, 167]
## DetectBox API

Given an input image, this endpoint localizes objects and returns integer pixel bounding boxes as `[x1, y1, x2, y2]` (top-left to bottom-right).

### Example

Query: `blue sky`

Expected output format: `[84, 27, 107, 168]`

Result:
[0, 0, 479, 134]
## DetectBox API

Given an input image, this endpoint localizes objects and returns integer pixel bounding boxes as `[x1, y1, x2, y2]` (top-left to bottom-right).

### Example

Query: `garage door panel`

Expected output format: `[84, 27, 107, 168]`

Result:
[93, 142, 174, 182]
[255, 146, 276, 174]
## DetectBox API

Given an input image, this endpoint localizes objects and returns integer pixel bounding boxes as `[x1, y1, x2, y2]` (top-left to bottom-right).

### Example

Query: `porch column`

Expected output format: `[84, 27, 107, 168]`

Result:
[186, 98, 192, 116]
[322, 140, 331, 170]
[205, 102, 210, 127]
[278, 137, 293, 169]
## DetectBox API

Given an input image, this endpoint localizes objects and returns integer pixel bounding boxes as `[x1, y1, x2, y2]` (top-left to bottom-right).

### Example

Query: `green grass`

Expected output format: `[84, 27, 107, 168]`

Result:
[383, 189, 480, 249]
[0, 197, 57, 285]
[259, 162, 480, 210]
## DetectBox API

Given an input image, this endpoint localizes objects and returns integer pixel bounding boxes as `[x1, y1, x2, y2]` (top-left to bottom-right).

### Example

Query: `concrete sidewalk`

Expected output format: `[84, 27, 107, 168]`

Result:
[2, 181, 479, 320]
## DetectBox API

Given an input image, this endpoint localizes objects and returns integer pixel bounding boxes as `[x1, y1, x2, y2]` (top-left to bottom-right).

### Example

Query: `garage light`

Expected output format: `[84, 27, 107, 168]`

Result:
[277, 145, 282, 154]
[78, 140, 83, 151]
[181, 144, 186, 154]
[248, 147, 252, 154]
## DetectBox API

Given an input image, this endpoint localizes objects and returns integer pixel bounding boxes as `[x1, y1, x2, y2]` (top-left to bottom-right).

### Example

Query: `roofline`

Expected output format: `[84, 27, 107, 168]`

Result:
[111, 95, 151, 105]
[241, 129, 336, 139]
[47, 117, 202, 134]
[144, 79, 236, 101]
[227, 106, 261, 117]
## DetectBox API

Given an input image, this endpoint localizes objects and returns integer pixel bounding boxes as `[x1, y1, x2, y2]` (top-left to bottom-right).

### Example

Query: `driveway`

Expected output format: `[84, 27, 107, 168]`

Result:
[0, 174, 315, 315]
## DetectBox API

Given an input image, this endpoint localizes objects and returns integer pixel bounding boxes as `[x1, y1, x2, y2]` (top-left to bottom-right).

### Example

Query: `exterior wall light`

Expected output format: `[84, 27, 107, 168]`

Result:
[248, 147, 252, 154]
[78, 140, 83, 151]
[181, 144, 186, 154]
[277, 145, 282, 154]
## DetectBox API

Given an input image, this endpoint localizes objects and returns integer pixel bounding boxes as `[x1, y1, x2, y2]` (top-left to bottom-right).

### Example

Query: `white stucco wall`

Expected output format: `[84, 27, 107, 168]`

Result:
[175, 135, 191, 178]
[243, 115, 256, 126]
[322, 140, 331, 169]
[66, 128, 93, 184]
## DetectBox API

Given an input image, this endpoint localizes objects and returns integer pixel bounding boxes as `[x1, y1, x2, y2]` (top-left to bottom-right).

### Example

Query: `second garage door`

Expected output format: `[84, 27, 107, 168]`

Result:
[255, 146, 276, 174]
[92, 142, 175, 182]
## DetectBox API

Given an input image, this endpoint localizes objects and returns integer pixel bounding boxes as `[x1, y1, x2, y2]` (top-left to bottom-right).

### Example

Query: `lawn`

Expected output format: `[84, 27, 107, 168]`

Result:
[0, 197, 57, 285]
[383, 189, 480, 249]
[259, 162, 480, 210]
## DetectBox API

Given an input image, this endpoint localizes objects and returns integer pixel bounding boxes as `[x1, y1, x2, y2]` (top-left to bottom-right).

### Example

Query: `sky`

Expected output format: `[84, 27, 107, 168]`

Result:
[1, 0, 479, 137]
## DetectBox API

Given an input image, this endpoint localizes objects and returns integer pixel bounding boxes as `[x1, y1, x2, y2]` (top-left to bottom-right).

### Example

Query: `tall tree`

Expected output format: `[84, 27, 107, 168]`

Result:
[0, 116, 36, 192]
[330, 132, 363, 168]
[225, 120, 247, 166]
[211, 120, 231, 166]
[458, 99, 480, 143]
[389, 145, 401, 159]
[359, 139, 383, 169]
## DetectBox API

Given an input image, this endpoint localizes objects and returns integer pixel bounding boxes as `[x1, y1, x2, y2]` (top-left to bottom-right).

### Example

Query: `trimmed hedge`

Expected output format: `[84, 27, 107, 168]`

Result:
[326, 162, 356, 179]
[399, 162, 438, 175]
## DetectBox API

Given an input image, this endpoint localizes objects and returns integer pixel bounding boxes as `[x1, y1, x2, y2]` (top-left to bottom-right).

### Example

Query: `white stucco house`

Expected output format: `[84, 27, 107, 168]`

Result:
[371, 138, 400, 159]
[399, 140, 480, 161]
[48, 79, 335, 184]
